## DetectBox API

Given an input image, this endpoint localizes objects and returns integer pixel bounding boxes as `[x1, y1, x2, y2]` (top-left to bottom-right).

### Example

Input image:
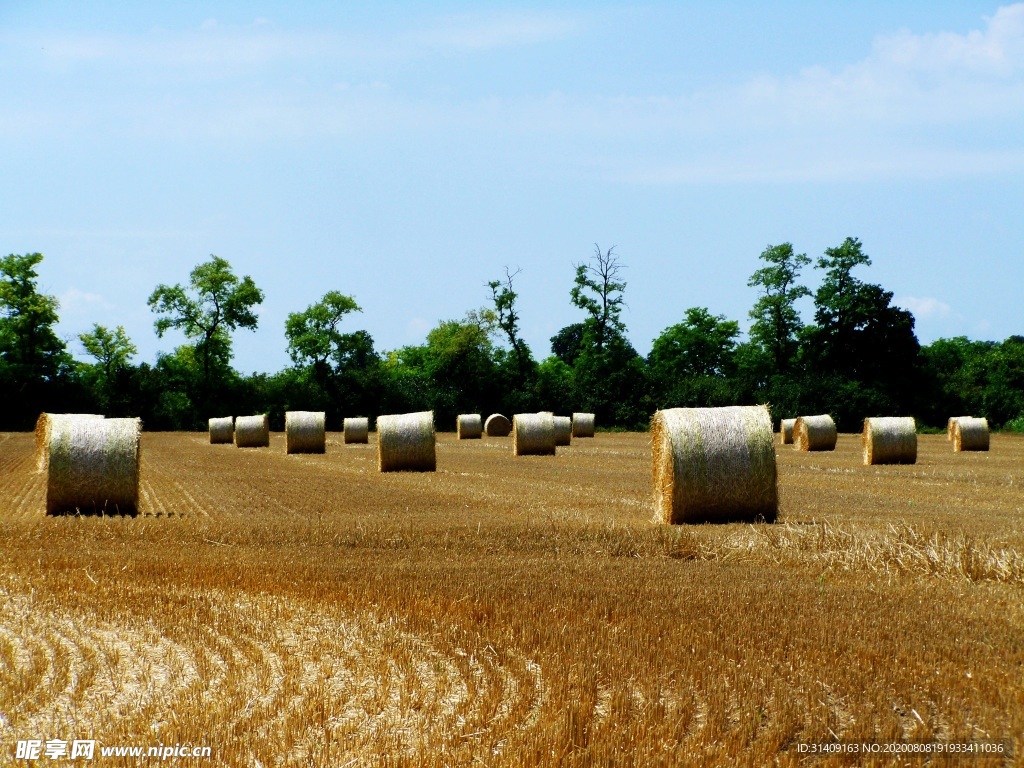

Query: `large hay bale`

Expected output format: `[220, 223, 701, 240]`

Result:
[512, 413, 556, 456]
[780, 418, 796, 445]
[953, 417, 990, 452]
[572, 412, 595, 438]
[793, 415, 837, 451]
[285, 411, 326, 454]
[377, 411, 436, 472]
[553, 415, 572, 446]
[343, 417, 369, 444]
[235, 414, 270, 448]
[652, 405, 777, 524]
[457, 414, 483, 439]
[35, 413, 104, 472]
[484, 413, 512, 437]
[46, 417, 141, 515]
[947, 416, 970, 441]
[862, 417, 917, 465]
[208, 416, 234, 445]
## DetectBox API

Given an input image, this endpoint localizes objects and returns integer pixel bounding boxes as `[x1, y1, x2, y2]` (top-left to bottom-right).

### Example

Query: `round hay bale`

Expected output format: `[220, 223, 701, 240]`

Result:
[343, 417, 369, 444]
[235, 414, 270, 448]
[46, 417, 141, 516]
[947, 416, 970, 441]
[456, 414, 483, 439]
[512, 413, 556, 456]
[862, 417, 917, 465]
[484, 413, 512, 437]
[793, 415, 837, 451]
[377, 411, 436, 472]
[208, 416, 234, 444]
[652, 405, 777, 524]
[779, 418, 796, 445]
[553, 415, 572, 446]
[35, 413, 105, 472]
[953, 417, 989, 452]
[571, 412, 595, 438]
[285, 411, 326, 454]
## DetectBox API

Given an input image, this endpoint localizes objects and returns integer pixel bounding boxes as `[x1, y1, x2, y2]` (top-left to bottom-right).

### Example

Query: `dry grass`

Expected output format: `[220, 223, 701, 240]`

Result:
[0, 430, 1022, 766]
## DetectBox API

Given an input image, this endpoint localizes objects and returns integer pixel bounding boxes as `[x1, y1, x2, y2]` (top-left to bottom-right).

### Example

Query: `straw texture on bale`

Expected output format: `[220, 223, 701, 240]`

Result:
[456, 414, 483, 439]
[35, 413, 104, 472]
[484, 413, 512, 437]
[377, 411, 436, 472]
[780, 418, 796, 445]
[553, 415, 572, 446]
[862, 417, 917, 465]
[652, 405, 777, 525]
[793, 415, 837, 452]
[46, 417, 140, 516]
[343, 417, 369, 444]
[953, 417, 990, 452]
[512, 413, 556, 456]
[285, 411, 326, 454]
[571, 412, 595, 438]
[235, 414, 270, 448]
[208, 416, 234, 444]
[947, 416, 970, 441]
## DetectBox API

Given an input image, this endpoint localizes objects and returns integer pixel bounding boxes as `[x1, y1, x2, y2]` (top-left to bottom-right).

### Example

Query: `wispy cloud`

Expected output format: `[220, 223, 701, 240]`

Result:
[59, 288, 113, 314]
[896, 296, 953, 320]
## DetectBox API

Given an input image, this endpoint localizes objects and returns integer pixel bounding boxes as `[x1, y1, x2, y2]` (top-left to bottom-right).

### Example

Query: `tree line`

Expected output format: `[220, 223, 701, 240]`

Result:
[1, 240, 1022, 433]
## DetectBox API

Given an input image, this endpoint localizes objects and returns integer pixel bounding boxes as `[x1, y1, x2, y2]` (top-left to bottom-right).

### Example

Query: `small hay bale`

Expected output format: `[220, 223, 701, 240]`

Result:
[953, 417, 989, 452]
[652, 405, 777, 524]
[862, 417, 917, 465]
[285, 411, 326, 454]
[208, 416, 234, 444]
[377, 411, 436, 472]
[456, 414, 483, 439]
[512, 413, 556, 456]
[46, 417, 141, 516]
[947, 416, 970, 441]
[780, 418, 796, 444]
[35, 413, 104, 472]
[793, 415, 837, 451]
[484, 413, 512, 437]
[553, 415, 572, 446]
[571, 412, 595, 438]
[235, 414, 270, 448]
[343, 417, 369, 444]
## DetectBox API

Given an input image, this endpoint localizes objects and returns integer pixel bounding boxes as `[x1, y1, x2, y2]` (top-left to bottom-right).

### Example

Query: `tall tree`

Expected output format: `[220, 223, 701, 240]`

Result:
[0, 252, 70, 388]
[79, 324, 137, 411]
[747, 243, 810, 373]
[648, 307, 739, 408]
[487, 267, 533, 386]
[570, 244, 626, 356]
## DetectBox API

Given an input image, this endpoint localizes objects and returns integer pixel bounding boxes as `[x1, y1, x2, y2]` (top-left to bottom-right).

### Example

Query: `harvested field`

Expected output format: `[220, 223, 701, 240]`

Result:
[1, 431, 1022, 766]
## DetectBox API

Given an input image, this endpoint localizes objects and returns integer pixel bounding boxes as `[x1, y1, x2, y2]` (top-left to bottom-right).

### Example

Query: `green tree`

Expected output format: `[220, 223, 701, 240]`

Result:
[570, 244, 626, 356]
[0, 252, 70, 386]
[648, 307, 740, 408]
[79, 324, 137, 411]
[488, 267, 535, 387]
[285, 291, 363, 372]
[550, 323, 585, 367]
[747, 243, 810, 374]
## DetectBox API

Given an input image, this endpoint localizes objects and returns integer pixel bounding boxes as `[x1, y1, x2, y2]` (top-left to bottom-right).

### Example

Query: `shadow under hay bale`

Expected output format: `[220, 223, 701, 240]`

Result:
[457, 414, 483, 439]
[862, 417, 917, 465]
[484, 413, 511, 437]
[235, 415, 270, 448]
[377, 411, 436, 472]
[208, 416, 234, 445]
[285, 411, 326, 454]
[46, 417, 141, 516]
[343, 417, 369, 444]
[513, 413, 556, 456]
[571, 412, 595, 438]
[953, 417, 990, 452]
[793, 414, 837, 451]
[779, 418, 796, 445]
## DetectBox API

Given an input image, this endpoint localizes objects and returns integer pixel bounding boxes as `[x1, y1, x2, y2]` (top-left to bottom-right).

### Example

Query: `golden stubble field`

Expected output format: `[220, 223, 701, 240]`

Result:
[0, 430, 1022, 767]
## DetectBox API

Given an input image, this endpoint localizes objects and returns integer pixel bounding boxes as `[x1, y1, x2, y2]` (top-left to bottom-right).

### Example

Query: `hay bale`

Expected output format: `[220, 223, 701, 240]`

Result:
[953, 417, 989, 452]
[208, 416, 234, 444]
[652, 405, 777, 524]
[343, 417, 369, 444]
[512, 413, 556, 456]
[46, 417, 141, 515]
[285, 411, 326, 454]
[780, 418, 796, 444]
[947, 416, 970, 441]
[572, 412, 595, 438]
[235, 414, 270, 448]
[793, 415, 837, 451]
[377, 411, 436, 472]
[457, 414, 483, 439]
[862, 417, 917, 465]
[553, 415, 572, 446]
[484, 413, 512, 437]
[35, 413, 104, 472]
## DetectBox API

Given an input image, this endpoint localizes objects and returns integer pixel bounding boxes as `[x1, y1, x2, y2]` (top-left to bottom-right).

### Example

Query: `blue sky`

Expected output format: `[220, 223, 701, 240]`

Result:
[2, 1, 1022, 373]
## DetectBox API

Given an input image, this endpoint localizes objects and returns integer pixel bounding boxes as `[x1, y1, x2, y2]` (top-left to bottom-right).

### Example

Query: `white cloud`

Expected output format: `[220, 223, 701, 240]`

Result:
[59, 288, 113, 314]
[895, 296, 952, 320]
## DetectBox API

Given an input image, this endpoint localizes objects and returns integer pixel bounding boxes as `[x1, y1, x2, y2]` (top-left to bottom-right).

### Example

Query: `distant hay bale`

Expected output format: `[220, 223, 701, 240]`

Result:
[46, 417, 141, 516]
[793, 415, 837, 451]
[953, 417, 990, 452]
[35, 413, 104, 472]
[343, 417, 369, 444]
[377, 411, 436, 472]
[285, 411, 326, 454]
[780, 418, 796, 444]
[512, 413, 556, 456]
[484, 413, 512, 437]
[572, 412, 595, 438]
[862, 417, 917, 465]
[235, 415, 270, 448]
[553, 415, 572, 446]
[652, 405, 777, 525]
[208, 416, 234, 444]
[947, 416, 970, 441]
[457, 414, 483, 439]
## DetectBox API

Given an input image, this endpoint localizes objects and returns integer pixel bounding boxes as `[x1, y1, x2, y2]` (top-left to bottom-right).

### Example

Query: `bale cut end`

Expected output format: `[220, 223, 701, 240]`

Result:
[793, 415, 837, 452]
[484, 413, 512, 437]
